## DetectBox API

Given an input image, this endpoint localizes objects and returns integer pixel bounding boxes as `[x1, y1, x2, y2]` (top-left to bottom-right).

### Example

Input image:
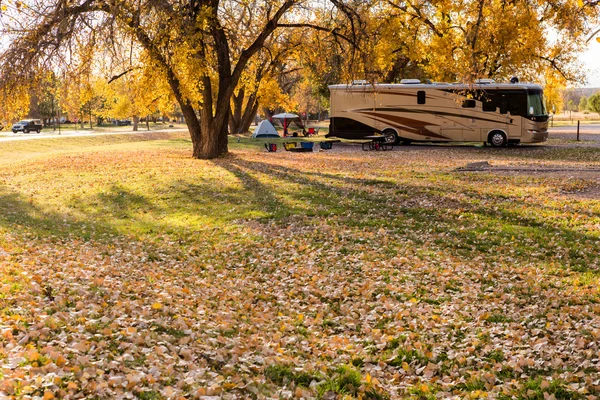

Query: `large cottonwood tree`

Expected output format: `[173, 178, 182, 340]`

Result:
[0, 0, 358, 158]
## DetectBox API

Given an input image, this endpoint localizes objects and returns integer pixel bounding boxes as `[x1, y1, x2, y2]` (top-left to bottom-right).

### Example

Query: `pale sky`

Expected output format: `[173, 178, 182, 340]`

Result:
[581, 40, 600, 88]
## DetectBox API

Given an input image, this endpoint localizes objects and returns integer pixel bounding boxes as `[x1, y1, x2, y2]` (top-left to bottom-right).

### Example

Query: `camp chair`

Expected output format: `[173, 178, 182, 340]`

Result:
[264, 143, 277, 152]
[283, 142, 297, 151]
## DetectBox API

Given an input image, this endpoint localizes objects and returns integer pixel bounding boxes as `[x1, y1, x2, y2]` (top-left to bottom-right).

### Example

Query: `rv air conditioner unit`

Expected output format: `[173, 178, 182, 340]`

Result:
[352, 80, 369, 85]
[475, 79, 495, 84]
[400, 79, 421, 84]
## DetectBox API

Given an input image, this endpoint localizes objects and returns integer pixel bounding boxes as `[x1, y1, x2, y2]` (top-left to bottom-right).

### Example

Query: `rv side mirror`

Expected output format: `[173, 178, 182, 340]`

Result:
[529, 106, 534, 115]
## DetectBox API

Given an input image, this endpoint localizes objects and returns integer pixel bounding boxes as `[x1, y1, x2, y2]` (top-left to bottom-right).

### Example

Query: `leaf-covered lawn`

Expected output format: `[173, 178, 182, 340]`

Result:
[1, 136, 599, 399]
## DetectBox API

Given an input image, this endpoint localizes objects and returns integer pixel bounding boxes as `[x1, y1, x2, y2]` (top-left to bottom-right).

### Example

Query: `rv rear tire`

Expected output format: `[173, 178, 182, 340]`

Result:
[383, 129, 399, 145]
[488, 131, 507, 147]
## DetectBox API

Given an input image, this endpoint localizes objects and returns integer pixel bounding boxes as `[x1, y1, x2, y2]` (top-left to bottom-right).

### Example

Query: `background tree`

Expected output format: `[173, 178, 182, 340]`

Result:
[0, 86, 30, 128]
[588, 93, 600, 116]
[543, 70, 565, 115]
[579, 96, 589, 111]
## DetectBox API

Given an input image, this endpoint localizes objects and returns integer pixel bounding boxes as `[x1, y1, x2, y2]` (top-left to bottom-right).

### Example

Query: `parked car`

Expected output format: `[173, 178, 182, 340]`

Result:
[114, 119, 132, 126]
[12, 119, 43, 133]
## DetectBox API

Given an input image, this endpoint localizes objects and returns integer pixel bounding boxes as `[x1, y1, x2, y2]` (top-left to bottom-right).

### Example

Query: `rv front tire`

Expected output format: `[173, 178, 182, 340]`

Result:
[488, 131, 507, 147]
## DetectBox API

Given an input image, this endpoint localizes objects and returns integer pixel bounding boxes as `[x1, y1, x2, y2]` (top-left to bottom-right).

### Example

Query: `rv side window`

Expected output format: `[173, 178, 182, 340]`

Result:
[482, 95, 496, 112]
[499, 98, 508, 114]
[462, 99, 476, 108]
[417, 91, 426, 104]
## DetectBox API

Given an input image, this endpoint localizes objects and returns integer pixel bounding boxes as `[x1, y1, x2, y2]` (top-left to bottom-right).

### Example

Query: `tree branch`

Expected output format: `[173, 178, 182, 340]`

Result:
[107, 66, 140, 83]
[277, 23, 355, 45]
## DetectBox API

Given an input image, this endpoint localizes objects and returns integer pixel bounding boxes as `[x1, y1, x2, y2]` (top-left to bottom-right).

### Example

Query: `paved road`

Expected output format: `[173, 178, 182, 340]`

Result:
[0, 128, 187, 142]
[549, 124, 600, 143]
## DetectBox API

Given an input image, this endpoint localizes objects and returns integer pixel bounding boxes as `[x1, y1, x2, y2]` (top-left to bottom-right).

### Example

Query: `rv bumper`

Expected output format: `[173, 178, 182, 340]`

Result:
[525, 129, 548, 143]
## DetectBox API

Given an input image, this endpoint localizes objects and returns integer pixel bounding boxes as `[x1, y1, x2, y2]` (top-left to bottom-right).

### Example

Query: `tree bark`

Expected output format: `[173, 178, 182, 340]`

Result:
[240, 96, 260, 133]
[229, 90, 244, 133]
[133, 115, 139, 131]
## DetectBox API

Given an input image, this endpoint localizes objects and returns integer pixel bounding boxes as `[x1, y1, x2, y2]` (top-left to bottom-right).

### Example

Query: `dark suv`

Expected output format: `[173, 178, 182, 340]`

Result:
[12, 119, 43, 133]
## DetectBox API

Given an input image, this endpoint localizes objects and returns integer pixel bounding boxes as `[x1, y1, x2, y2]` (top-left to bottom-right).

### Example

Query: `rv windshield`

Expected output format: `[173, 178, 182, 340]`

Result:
[527, 91, 546, 116]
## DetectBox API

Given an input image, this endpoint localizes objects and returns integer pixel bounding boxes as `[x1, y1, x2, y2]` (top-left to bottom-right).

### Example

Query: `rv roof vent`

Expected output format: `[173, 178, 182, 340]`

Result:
[510, 76, 519, 84]
[352, 80, 369, 85]
[476, 79, 495, 84]
[400, 79, 421, 84]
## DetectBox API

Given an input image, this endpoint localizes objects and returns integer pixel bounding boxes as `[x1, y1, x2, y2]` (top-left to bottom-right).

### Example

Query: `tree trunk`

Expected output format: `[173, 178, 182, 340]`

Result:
[240, 96, 259, 133]
[229, 90, 260, 134]
[146, 115, 150, 131]
[193, 101, 229, 159]
[133, 115, 139, 131]
[229, 90, 244, 133]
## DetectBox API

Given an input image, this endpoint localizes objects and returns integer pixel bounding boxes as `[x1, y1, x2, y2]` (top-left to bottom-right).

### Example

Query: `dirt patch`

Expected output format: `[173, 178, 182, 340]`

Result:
[457, 162, 600, 199]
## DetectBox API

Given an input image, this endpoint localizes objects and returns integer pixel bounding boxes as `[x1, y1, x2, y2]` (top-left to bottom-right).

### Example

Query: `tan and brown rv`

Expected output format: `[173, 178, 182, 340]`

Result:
[327, 79, 549, 146]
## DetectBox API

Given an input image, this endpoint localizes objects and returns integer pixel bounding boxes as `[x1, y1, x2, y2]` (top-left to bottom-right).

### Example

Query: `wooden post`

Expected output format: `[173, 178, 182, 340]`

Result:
[577, 120, 580, 141]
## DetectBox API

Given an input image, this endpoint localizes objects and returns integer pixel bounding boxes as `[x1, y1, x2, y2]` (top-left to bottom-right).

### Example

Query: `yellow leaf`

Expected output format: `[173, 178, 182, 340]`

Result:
[27, 350, 40, 361]
[577, 0, 583, 6]
[365, 373, 372, 384]
[596, 37, 600, 43]
[151, 302, 163, 309]
[43, 391, 55, 400]
[21, 386, 34, 394]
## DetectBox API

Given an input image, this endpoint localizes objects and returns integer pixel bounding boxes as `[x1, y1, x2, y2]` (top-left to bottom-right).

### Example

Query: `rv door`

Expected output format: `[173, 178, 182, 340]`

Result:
[504, 91, 526, 141]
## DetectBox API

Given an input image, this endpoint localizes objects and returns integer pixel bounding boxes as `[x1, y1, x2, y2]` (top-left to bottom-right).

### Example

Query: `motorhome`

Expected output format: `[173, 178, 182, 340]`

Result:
[327, 79, 549, 146]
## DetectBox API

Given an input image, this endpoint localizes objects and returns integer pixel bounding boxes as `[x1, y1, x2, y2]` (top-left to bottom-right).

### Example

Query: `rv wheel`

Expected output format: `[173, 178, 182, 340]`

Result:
[488, 131, 507, 147]
[383, 129, 399, 144]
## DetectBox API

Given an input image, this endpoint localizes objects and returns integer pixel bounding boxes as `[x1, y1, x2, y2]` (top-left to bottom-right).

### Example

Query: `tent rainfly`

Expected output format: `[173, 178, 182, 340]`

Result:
[252, 120, 280, 138]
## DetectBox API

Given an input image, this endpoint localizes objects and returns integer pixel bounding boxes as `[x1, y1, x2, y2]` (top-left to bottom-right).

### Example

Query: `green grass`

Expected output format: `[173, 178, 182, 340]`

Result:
[0, 130, 190, 166]
[264, 364, 321, 387]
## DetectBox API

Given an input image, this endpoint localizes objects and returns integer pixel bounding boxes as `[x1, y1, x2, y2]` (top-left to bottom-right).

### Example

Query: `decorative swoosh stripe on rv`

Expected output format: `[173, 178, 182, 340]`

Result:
[358, 111, 451, 139]
[355, 107, 510, 125]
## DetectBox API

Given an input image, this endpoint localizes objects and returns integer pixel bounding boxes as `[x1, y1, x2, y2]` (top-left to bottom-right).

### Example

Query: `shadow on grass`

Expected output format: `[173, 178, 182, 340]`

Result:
[216, 156, 600, 273]
[0, 186, 117, 240]
[0, 153, 598, 273]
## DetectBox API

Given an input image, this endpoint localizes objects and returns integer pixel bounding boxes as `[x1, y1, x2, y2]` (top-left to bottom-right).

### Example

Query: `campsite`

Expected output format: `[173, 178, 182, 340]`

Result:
[1, 0, 600, 397]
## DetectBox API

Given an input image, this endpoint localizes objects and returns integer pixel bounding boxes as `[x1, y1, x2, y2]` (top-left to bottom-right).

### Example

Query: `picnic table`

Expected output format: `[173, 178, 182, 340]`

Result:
[362, 135, 393, 151]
